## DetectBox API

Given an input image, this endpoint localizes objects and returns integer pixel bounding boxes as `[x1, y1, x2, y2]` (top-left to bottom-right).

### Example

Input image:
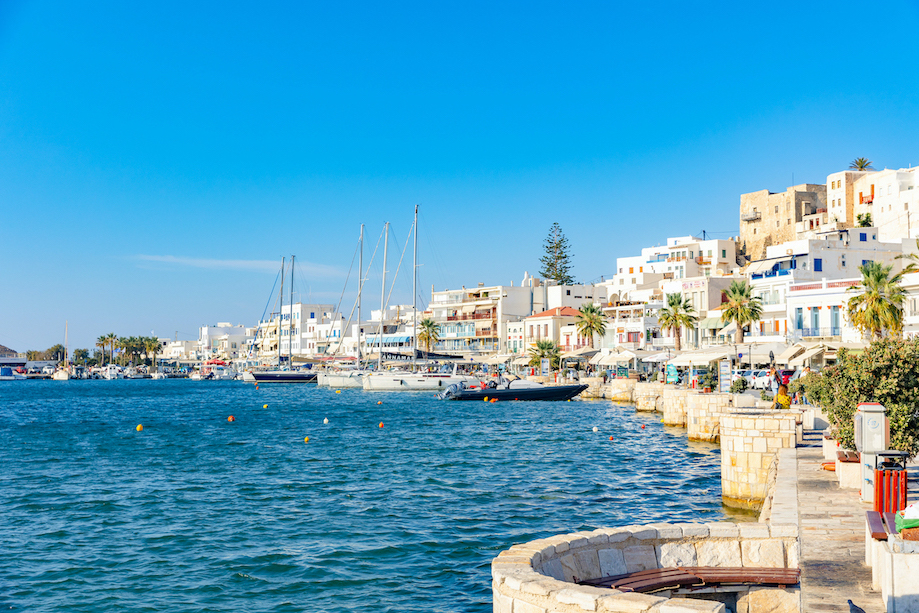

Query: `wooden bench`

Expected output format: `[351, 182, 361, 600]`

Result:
[580, 567, 800, 593]
[837, 450, 860, 463]
[866, 510, 899, 540]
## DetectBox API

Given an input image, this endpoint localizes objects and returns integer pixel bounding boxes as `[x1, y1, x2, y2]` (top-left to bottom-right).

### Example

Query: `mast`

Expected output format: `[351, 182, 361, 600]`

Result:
[412, 205, 418, 372]
[64, 320, 68, 370]
[289, 254, 295, 368]
[358, 224, 364, 369]
[278, 256, 285, 370]
[377, 222, 389, 371]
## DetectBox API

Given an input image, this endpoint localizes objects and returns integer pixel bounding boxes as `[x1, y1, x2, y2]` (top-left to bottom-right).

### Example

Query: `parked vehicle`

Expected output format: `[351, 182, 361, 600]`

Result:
[731, 369, 752, 384]
[777, 369, 795, 385]
[751, 370, 772, 389]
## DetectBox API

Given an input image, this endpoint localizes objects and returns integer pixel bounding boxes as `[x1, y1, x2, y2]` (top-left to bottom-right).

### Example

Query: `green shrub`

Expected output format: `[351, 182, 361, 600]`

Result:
[730, 377, 748, 393]
[793, 338, 919, 457]
[700, 371, 717, 390]
[761, 390, 773, 401]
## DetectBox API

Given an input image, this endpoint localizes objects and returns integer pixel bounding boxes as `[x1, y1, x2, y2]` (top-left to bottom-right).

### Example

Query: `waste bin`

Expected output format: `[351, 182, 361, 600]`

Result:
[874, 451, 909, 514]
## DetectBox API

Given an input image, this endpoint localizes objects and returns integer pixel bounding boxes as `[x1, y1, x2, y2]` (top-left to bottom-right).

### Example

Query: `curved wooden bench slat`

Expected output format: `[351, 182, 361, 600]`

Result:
[581, 567, 800, 593]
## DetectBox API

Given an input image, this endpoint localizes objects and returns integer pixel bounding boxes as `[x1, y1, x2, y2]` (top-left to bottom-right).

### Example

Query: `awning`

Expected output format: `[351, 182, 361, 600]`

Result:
[602, 350, 637, 365]
[776, 344, 805, 364]
[461, 305, 476, 314]
[790, 346, 825, 367]
[511, 356, 531, 366]
[588, 351, 607, 365]
[717, 322, 737, 336]
[669, 349, 730, 366]
[643, 352, 675, 363]
[474, 354, 512, 365]
[562, 347, 598, 359]
[474, 319, 492, 329]
[699, 317, 723, 329]
[746, 257, 792, 275]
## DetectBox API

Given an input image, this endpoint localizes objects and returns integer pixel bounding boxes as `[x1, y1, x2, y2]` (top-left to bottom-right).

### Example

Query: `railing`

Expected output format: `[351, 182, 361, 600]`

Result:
[475, 329, 496, 338]
[799, 327, 841, 338]
[695, 257, 711, 265]
[445, 313, 495, 322]
[741, 211, 761, 222]
[751, 269, 792, 280]
[648, 255, 668, 263]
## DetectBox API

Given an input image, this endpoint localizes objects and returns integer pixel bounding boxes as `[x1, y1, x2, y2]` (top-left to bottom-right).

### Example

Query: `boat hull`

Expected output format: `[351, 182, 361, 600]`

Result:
[250, 371, 317, 383]
[441, 384, 588, 401]
[362, 373, 480, 391]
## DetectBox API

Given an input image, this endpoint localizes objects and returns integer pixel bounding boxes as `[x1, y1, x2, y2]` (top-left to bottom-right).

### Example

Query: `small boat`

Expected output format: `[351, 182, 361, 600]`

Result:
[249, 369, 317, 383]
[0, 366, 26, 381]
[439, 377, 588, 401]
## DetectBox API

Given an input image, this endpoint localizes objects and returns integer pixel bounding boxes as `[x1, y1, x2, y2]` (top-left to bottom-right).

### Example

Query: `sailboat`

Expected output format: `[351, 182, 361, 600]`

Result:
[51, 321, 71, 380]
[249, 256, 317, 383]
[362, 206, 482, 391]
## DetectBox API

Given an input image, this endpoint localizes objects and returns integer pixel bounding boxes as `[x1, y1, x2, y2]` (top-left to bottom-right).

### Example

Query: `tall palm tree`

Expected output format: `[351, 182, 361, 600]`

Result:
[720, 280, 763, 345]
[416, 318, 440, 355]
[575, 303, 607, 349]
[144, 337, 162, 372]
[96, 335, 108, 365]
[657, 293, 697, 351]
[528, 339, 560, 371]
[847, 260, 907, 340]
[105, 333, 118, 366]
[849, 157, 874, 171]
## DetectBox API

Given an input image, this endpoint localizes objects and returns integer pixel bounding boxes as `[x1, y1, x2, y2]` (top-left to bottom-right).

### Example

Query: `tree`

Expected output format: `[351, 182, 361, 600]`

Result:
[144, 337, 162, 372]
[720, 280, 763, 345]
[73, 348, 90, 364]
[657, 293, 697, 351]
[575, 303, 607, 349]
[539, 222, 575, 285]
[789, 340, 919, 458]
[849, 157, 874, 171]
[846, 260, 907, 340]
[528, 339, 560, 370]
[104, 332, 118, 366]
[857, 213, 873, 227]
[44, 344, 65, 361]
[96, 335, 108, 365]
[417, 318, 440, 355]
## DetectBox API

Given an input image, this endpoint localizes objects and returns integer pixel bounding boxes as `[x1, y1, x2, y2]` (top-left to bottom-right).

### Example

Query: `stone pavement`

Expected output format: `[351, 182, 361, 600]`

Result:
[794, 431, 886, 613]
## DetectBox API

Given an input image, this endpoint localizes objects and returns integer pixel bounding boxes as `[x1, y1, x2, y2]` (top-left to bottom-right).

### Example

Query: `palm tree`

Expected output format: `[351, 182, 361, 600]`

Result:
[105, 333, 118, 366]
[657, 293, 697, 351]
[847, 260, 908, 340]
[144, 337, 162, 372]
[416, 318, 440, 355]
[96, 335, 108, 365]
[849, 157, 874, 171]
[721, 280, 763, 345]
[575, 303, 607, 349]
[528, 339, 560, 371]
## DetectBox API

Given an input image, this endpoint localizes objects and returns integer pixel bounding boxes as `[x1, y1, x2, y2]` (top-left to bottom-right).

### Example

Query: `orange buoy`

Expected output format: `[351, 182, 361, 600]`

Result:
[228, 415, 235, 422]
[490, 398, 497, 403]
[609, 436, 614, 441]
[377, 401, 383, 405]
[641, 424, 646, 429]
[379, 422, 384, 428]
[255, 385, 259, 390]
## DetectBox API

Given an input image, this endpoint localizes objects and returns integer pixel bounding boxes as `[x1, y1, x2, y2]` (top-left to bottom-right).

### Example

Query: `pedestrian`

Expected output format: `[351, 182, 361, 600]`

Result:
[772, 384, 792, 410]
[769, 366, 780, 397]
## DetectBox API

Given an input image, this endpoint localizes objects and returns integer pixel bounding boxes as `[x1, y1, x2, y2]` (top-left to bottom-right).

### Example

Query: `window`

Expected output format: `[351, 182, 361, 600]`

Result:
[814, 258, 822, 272]
[721, 249, 726, 258]
[310, 312, 315, 319]
[629, 267, 633, 274]
[841, 256, 846, 267]
[776, 221, 780, 228]
[566, 290, 570, 295]
[544, 324, 548, 336]
[775, 205, 779, 213]
[860, 232, 867, 241]
[795, 308, 803, 330]
[639, 266, 643, 272]
[708, 250, 712, 257]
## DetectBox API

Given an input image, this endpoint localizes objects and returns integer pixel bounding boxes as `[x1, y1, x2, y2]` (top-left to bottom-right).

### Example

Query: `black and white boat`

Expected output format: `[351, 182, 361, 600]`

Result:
[249, 369, 317, 383]
[438, 377, 587, 401]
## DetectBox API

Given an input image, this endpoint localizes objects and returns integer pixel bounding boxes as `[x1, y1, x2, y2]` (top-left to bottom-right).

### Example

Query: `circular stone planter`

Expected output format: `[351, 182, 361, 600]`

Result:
[492, 522, 800, 613]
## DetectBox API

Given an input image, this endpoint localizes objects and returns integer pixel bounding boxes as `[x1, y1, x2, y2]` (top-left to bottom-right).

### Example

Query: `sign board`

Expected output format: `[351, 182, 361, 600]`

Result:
[666, 363, 679, 384]
[616, 366, 628, 379]
[719, 359, 731, 393]
[540, 358, 550, 377]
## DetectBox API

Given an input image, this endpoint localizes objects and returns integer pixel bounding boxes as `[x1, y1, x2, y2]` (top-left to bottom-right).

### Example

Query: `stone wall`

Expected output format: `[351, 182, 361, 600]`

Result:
[720, 412, 798, 510]
[493, 522, 801, 613]
[685, 394, 734, 442]
[634, 382, 665, 412]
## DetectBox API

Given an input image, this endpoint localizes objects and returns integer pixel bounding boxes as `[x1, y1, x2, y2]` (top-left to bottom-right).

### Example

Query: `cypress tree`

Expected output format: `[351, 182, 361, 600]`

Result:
[539, 222, 575, 285]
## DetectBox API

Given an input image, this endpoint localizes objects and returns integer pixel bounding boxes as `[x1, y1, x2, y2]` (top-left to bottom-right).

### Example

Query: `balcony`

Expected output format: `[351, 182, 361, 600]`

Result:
[741, 211, 762, 222]
[648, 255, 668, 263]
[798, 327, 841, 338]
[445, 313, 495, 322]
[475, 329, 496, 338]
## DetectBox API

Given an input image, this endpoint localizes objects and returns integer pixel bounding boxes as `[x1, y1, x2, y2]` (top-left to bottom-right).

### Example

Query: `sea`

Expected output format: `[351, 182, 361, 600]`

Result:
[0, 380, 728, 612]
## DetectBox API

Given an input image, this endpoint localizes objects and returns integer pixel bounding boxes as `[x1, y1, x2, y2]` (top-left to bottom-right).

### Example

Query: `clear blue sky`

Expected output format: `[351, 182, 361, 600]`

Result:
[2, 0, 918, 353]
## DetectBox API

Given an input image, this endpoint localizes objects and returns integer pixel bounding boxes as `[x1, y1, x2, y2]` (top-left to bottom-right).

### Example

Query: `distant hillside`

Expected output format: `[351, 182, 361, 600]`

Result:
[0, 344, 17, 357]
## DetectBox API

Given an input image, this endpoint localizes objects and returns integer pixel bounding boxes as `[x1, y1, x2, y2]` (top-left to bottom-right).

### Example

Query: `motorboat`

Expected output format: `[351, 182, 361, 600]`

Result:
[362, 366, 482, 391]
[249, 369, 316, 383]
[104, 365, 124, 380]
[318, 369, 368, 388]
[0, 367, 26, 381]
[439, 376, 588, 401]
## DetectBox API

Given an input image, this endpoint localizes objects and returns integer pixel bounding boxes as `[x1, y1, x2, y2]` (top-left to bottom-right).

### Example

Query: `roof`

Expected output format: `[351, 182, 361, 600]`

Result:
[527, 306, 581, 319]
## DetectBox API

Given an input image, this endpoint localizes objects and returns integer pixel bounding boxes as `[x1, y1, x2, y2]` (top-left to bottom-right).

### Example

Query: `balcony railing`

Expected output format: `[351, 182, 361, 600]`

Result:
[475, 329, 496, 338]
[445, 313, 495, 322]
[741, 211, 762, 222]
[798, 327, 841, 338]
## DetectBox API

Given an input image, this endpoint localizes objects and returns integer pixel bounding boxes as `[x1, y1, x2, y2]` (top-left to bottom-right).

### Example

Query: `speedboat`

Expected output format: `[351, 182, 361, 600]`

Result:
[0, 367, 26, 381]
[362, 365, 481, 391]
[249, 369, 316, 383]
[439, 376, 588, 401]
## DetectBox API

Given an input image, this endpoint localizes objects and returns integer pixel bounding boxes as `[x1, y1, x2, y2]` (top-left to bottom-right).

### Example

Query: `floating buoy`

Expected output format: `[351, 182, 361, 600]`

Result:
[255, 385, 259, 390]
[335, 390, 341, 394]
[483, 396, 489, 402]
[377, 401, 382, 405]
[609, 436, 614, 441]
[136, 424, 143, 432]
[323, 418, 329, 424]
[490, 398, 497, 403]
[263, 404, 268, 409]
[641, 424, 646, 429]
[304, 436, 309, 443]
[228, 415, 235, 422]
[592, 426, 599, 432]
[379, 422, 384, 428]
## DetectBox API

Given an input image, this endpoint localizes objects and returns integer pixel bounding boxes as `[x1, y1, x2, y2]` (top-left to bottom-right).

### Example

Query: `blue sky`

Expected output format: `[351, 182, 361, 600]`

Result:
[2, 0, 919, 353]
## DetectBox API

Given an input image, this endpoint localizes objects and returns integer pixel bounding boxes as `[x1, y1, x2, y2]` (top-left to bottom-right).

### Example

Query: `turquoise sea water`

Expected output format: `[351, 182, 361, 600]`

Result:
[0, 381, 726, 612]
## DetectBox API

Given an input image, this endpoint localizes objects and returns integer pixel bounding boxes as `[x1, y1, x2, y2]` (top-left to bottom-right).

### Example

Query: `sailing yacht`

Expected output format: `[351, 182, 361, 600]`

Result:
[51, 321, 71, 380]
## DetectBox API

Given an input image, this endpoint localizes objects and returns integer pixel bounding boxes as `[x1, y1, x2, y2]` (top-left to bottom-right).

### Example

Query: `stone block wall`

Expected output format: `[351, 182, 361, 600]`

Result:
[720, 412, 798, 509]
[493, 522, 801, 613]
[661, 388, 688, 426]
[603, 379, 636, 403]
[634, 382, 665, 412]
[685, 394, 733, 442]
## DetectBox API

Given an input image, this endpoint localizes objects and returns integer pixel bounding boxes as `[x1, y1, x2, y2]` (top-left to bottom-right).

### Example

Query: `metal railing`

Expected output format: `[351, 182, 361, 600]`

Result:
[798, 327, 842, 338]
[741, 211, 761, 221]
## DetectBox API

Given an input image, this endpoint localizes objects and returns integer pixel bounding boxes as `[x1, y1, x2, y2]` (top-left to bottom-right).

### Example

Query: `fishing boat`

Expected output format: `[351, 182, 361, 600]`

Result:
[438, 377, 588, 401]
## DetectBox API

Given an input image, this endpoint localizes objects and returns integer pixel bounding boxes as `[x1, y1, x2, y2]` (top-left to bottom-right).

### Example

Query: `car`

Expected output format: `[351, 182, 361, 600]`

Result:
[777, 369, 795, 385]
[751, 370, 772, 389]
[731, 369, 752, 384]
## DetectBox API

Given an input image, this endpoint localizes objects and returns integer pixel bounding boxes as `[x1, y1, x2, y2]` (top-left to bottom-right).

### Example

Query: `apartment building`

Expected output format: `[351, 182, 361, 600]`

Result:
[851, 167, 919, 242]
[740, 184, 827, 261]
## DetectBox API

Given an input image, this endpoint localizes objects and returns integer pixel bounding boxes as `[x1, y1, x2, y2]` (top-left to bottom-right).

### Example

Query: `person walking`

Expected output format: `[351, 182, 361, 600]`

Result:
[769, 366, 780, 397]
[772, 384, 792, 410]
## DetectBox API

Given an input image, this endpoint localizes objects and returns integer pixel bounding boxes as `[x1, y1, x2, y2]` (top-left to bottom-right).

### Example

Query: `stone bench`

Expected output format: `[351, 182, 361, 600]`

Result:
[492, 522, 801, 613]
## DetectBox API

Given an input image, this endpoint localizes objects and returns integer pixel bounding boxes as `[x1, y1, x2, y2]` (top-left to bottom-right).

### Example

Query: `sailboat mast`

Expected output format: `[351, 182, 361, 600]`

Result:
[412, 205, 418, 372]
[358, 224, 364, 369]
[289, 255, 295, 368]
[278, 256, 285, 370]
[377, 222, 389, 371]
[64, 320, 68, 369]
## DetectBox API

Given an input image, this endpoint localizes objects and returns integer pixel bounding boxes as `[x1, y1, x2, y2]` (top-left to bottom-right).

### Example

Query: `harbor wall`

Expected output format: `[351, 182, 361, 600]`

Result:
[720, 412, 798, 510]
[493, 522, 801, 613]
